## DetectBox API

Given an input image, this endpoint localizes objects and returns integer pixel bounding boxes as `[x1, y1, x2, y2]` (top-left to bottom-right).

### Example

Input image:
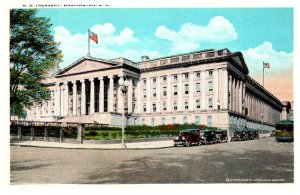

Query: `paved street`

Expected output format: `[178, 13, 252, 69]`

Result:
[10, 137, 293, 184]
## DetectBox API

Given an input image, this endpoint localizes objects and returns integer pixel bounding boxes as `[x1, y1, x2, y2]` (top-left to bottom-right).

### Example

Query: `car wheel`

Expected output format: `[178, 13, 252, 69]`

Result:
[186, 142, 190, 147]
[174, 144, 177, 147]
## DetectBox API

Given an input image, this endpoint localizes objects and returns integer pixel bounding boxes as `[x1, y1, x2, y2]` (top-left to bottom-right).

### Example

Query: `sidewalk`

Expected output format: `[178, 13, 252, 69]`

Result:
[10, 139, 174, 150]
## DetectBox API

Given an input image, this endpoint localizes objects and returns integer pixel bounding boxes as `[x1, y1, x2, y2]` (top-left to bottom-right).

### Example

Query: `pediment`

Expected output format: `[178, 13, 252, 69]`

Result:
[57, 57, 117, 76]
[231, 53, 249, 74]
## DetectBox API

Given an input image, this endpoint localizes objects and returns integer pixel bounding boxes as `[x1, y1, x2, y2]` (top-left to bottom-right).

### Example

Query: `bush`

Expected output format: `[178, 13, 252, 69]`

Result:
[88, 130, 98, 138]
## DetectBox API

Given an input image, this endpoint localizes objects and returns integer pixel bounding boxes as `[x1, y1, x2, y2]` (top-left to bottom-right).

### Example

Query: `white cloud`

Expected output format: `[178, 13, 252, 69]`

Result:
[242, 41, 293, 75]
[53, 24, 159, 68]
[155, 16, 237, 54]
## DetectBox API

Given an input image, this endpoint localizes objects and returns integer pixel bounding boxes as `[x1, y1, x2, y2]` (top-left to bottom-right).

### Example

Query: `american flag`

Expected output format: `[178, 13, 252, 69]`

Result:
[264, 62, 270, 69]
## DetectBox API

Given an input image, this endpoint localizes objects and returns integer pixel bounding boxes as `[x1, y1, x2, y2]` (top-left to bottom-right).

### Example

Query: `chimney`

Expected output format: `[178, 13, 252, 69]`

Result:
[141, 56, 149, 62]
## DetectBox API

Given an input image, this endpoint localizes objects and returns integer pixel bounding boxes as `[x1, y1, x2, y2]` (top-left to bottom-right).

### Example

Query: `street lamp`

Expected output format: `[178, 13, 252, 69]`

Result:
[216, 100, 220, 130]
[118, 77, 129, 148]
[261, 113, 264, 135]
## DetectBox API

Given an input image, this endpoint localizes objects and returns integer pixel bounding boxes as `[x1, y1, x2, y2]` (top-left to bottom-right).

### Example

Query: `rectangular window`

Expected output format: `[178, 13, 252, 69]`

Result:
[153, 87, 156, 97]
[163, 87, 167, 96]
[207, 115, 212, 126]
[183, 116, 188, 124]
[143, 104, 147, 112]
[209, 98, 213, 109]
[173, 75, 178, 81]
[185, 101, 189, 110]
[173, 85, 178, 95]
[208, 81, 213, 91]
[173, 101, 177, 111]
[184, 73, 189, 80]
[195, 116, 200, 125]
[163, 76, 167, 83]
[163, 102, 167, 111]
[161, 117, 166, 125]
[209, 70, 213, 77]
[172, 117, 176, 124]
[143, 88, 147, 98]
[143, 79, 147, 85]
[185, 84, 189, 94]
[152, 103, 156, 112]
[196, 100, 201, 109]
[196, 83, 201, 93]
[153, 78, 156, 84]
[196, 72, 201, 78]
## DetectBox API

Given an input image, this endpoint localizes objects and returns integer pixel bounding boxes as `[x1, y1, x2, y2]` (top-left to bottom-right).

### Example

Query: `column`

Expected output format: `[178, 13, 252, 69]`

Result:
[228, 74, 232, 111]
[128, 77, 133, 114]
[90, 78, 95, 114]
[167, 74, 172, 112]
[72, 81, 77, 116]
[136, 79, 141, 114]
[81, 79, 86, 115]
[223, 68, 228, 110]
[156, 76, 161, 112]
[177, 73, 183, 111]
[214, 68, 219, 110]
[239, 80, 243, 113]
[146, 77, 151, 113]
[63, 82, 69, 116]
[189, 72, 194, 111]
[242, 81, 245, 114]
[99, 77, 104, 113]
[108, 76, 114, 112]
[117, 75, 124, 113]
[55, 83, 61, 117]
[201, 71, 206, 110]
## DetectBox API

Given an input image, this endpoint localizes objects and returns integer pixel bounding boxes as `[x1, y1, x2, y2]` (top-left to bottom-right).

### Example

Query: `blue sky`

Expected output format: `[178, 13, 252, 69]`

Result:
[36, 8, 293, 101]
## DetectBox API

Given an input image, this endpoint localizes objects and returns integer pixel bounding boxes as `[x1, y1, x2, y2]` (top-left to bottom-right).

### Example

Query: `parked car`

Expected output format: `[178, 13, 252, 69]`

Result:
[200, 130, 217, 144]
[231, 131, 241, 141]
[215, 129, 228, 143]
[173, 129, 202, 147]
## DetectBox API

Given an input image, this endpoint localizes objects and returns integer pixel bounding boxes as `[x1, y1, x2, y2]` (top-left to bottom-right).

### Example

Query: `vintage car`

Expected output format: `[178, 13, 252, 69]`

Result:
[200, 130, 217, 144]
[231, 131, 241, 141]
[215, 129, 228, 143]
[173, 129, 202, 147]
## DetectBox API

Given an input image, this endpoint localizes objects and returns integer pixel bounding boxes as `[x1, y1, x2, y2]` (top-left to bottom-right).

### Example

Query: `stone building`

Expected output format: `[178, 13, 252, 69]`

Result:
[26, 48, 285, 135]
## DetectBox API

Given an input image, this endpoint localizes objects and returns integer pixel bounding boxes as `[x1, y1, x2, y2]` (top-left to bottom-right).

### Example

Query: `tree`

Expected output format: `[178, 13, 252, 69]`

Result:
[10, 9, 62, 117]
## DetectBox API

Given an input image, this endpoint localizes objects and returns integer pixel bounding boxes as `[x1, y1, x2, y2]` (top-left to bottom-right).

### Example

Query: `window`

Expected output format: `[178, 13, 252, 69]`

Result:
[209, 98, 213, 109]
[172, 117, 176, 124]
[196, 72, 201, 78]
[195, 116, 200, 125]
[208, 81, 213, 91]
[163, 76, 167, 83]
[173, 101, 177, 111]
[185, 101, 189, 110]
[196, 83, 201, 93]
[152, 103, 156, 112]
[152, 78, 156, 84]
[183, 116, 188, 124]
[143, 104, 146, 112]
[143, 79, 147, 85]
[163, 87, 167, 96]
[207, 115, 212, 126]
[163, 102, 167, 111]
[185, 84, 189, 94]
[152, 87, 156, 97]
[173, 85, 178, 95]
[161, 117, 166, 125]
[196, 100, 201, 109]
[208, 70, 213, 77]
[143, 89, 147, 98]
[151, 118, 155, 126]
[173, 75, 178, 81]
[184, 73, 189, 80]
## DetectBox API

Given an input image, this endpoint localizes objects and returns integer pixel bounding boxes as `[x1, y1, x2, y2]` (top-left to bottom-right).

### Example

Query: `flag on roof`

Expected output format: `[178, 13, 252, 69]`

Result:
[88, 29, 98, 44]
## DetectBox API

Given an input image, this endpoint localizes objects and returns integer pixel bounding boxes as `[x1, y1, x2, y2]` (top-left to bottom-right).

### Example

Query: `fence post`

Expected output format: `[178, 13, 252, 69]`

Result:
[60, 128, 64, 143]
[17, 126, 22, 139]
[77, 124, 85, 144]
[44, 127, 48, 141]
[30, 127, 35, 141]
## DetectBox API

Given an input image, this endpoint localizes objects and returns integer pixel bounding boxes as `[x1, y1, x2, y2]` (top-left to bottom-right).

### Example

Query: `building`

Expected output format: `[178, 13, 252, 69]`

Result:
[26, 48, 285, 137]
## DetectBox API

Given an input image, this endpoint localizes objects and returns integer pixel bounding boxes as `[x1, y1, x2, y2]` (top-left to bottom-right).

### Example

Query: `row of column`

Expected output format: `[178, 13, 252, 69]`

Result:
[139, 68, 229, 114]
[54, 75, 134, 117]
[228, 73, 245, 114]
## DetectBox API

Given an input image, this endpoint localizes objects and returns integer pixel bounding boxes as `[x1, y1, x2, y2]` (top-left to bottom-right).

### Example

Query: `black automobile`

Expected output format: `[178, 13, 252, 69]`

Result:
[231, 131, 241, 141]
[215, 129, 228, 143]
[200, 130, 217, 144]
[173, 129, 202, 147]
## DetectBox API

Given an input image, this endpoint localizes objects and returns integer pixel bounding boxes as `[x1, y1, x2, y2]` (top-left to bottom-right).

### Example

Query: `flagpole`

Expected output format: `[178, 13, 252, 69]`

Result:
[87, 29, 90, 57]
[263, 61, 265, 88]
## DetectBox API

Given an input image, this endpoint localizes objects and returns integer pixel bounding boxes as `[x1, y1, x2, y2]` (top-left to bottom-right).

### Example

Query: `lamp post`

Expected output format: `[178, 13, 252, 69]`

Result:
[118, 77, 129, 148]
[261, 113, 264, 135]
[216, 100, 220, 130]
